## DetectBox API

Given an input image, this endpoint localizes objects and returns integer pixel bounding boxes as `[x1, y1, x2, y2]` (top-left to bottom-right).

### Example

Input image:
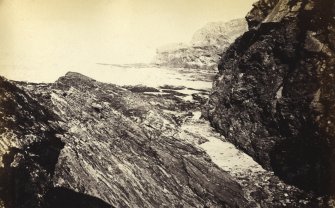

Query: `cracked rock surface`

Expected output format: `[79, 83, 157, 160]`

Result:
[0, 73, 249, 208]
[206, 0, 335, 198]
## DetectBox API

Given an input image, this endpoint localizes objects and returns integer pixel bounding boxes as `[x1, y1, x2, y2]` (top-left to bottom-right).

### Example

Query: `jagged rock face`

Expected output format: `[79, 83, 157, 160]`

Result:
[207, 0, 335, 195]
[0, 78, 65, 208]
[246, 0, 280, 29]
[153, 19, 247, 71]
[0, 73, 249, 207]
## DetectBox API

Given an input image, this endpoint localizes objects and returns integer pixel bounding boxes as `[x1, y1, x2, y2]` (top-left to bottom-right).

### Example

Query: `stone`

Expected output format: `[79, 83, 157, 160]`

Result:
[0, 74, 248, 207]
[207, 0, 335, 196]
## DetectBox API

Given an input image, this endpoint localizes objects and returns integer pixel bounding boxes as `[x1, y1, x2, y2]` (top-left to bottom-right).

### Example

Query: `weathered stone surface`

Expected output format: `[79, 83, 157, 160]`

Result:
[246, 0, 280, 29]
[0, 78, 65, 208]
[0, 73, 249, 207]
[207, 0, 335, 196]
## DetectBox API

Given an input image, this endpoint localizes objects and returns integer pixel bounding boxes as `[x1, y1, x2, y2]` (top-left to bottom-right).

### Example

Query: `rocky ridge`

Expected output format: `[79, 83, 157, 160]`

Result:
[0, 70, 322, 207]
[0, 73, 249, 207]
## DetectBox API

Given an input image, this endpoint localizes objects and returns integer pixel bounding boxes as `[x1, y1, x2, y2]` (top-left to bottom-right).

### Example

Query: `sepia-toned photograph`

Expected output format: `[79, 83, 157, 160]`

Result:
[0, 0, 334, 207]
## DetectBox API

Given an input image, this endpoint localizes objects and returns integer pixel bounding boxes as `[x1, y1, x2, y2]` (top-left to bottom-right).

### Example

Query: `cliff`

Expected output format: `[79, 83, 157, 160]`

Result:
[153, 19, 248, 71]
[206, 0, 335, 197]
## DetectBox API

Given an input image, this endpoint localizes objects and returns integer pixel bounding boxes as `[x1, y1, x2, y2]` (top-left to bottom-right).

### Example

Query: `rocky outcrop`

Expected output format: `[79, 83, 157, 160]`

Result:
[0, 73, 250, 207]
[0, 77, 65, 208]
[206, 0, 335, 196]
[153, 19, 247, 71]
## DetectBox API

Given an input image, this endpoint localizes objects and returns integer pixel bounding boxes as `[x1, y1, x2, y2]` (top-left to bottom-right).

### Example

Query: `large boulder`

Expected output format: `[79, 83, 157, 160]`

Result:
[206, 0, 335, 195]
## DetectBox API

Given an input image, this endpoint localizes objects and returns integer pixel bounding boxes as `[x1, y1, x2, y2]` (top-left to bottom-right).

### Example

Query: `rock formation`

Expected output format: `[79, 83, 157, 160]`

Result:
[206, 0, 335, 197]
[1, 0, 334, 206]
[153, 19, 248, 71]
[0, 73, 250, 207]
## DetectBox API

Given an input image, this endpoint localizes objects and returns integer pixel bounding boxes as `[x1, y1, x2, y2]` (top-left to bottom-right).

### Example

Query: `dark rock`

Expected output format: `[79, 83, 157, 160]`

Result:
[123, 85, 160, 93]
[43, 187, 113, 208]
[246, 0, 280, 29]
[206, 0, 335, 196]
[250, 187, 269, 203]
[0, 76, 65, 208]
[192, 93, 208, 105]
[159, 85, 186, 90]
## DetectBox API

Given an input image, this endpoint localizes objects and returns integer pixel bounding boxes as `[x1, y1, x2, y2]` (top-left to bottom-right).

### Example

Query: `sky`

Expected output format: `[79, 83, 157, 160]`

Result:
[0, 0, 256, 82]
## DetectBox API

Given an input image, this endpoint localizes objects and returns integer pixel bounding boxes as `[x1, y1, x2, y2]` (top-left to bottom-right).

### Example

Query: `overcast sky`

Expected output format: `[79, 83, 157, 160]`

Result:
[0, 0, 256, 82]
